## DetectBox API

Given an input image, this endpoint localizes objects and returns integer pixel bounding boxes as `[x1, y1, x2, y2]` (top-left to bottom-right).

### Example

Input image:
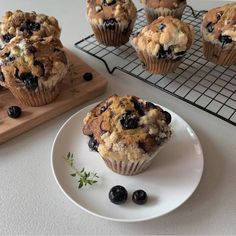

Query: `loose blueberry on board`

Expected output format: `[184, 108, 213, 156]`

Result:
[219, 35, 232, 45]
[83, 72, 93, 81]
[0, 72, 5, 82]
[88, 135, 99, 152]
[132, 190, 148, 205]
[104, 18, 117, 30]
[20, 72, 38, 90]
[206, 22, 214, 33]
[120, 111, 139, 129]
[109, 185, 128, 205]
[7, 106, 22, 119]
[162, 111, 172, 125]
[2, 33, 14, 43]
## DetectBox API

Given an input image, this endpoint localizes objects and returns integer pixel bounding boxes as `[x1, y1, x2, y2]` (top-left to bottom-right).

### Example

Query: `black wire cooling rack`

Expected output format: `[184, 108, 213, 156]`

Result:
[75, 6, 236, 126]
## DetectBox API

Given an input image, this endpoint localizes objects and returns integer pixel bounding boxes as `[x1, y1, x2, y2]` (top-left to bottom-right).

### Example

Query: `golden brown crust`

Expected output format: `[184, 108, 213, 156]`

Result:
[140, 0, 186, 9]
[202, 3, 236, 43]
[86, 0, 137, 26]
[131, 16, 194, 58]
[83, 95, 172, 161]
[0, 10, 61, 49]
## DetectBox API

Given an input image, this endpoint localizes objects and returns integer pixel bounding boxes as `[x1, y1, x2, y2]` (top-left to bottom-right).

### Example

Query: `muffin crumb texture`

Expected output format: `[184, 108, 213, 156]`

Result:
[131, 16, 194, 58]
[83, 95, 172, 162]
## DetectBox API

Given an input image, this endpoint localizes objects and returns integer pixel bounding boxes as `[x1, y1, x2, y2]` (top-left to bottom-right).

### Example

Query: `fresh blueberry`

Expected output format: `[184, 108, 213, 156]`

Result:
[132, 190, 147, 205]
[104, 18, 117, 30]
[158, 45, 172, 59]
[159, 23, 166, 31]
[7, 106, 22, 119]
[120, 111, 139, 129]
[219, 35, 232, 45]
[162, 111, 172, 125]
[0, 71, 5, 82]
[206, 22, 214, 33]
[20, 72, 38, 90]
[2, 33, 14, 43]
[83, 72, 93, 81]
[88, 135, 99, 152]
[109, 185, 128, 205]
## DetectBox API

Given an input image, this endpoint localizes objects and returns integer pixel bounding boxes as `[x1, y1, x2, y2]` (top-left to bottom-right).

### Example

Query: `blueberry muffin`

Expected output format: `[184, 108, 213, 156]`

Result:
[140, 0, 187, 24]
[201, 3, 236, 66]
[0, 36, 68, 106]
[86, 0, 137, 46]
[0, 10, 60, 50]
[83, 95, 172, 175]
[131, 16, 194, 74]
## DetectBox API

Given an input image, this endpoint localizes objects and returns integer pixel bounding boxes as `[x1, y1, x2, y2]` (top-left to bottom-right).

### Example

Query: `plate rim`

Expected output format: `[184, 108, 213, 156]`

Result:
[51, 102, 204, 222]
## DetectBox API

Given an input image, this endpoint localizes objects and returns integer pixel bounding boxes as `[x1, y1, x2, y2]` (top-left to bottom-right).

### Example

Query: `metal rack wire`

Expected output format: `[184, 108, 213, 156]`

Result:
[75, 6, 236, 126]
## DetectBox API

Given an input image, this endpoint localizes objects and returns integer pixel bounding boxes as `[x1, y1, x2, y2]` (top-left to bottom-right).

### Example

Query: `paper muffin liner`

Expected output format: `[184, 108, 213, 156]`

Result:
[202, 38, 236, 66]
[8, 82, 62, 107]
[136, 50, 182, 74]
[101, 147, 163, 176]
[90, 20, 135, 47]
[144, 3, 186, 24]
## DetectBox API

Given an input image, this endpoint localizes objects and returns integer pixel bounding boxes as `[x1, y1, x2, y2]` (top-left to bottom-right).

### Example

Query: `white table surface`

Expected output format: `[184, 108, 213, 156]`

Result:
[1, 0, 236, 235]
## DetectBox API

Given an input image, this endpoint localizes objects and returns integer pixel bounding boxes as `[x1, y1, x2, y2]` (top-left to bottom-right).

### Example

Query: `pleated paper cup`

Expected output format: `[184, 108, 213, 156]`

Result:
[90, 20, 135, 47]
[8, 81, 62, 107]
[136, 50, 182, 74]
[101, 147, 163, 176]
[144, 3, 186, 24]
[202, 38, 236, 66]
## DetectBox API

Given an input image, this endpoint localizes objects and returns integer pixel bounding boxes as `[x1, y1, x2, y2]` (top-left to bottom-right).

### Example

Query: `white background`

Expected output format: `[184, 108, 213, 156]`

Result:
[0, 0, 236, 235]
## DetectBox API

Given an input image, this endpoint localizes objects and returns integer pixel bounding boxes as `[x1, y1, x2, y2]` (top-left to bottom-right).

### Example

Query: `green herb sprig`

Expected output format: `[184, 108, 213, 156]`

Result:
[65, 152, 99, 189]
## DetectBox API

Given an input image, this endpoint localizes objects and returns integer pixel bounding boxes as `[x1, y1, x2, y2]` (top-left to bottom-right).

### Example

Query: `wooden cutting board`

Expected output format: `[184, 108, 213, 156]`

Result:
[0, 49, 108, 144]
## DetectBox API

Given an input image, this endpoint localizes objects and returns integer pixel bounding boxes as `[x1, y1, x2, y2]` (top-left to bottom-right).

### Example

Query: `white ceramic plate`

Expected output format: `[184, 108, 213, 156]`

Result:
[51, 103, 204, 222]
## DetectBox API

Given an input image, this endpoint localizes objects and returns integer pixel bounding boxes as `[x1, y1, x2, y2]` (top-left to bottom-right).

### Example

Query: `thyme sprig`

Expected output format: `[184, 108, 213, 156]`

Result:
[65, 152, 99, 189]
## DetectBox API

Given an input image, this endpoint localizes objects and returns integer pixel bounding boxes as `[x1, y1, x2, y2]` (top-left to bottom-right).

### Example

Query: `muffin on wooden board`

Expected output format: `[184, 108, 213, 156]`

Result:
[201, 3, 236, 66]
[83, 95, 172, 175]
[0, 10, 60, 49]
[87, 0, 137, 47]
[0, 36, 68, 106]
[131, 16, 194, 74]
[140, 0, 187, 24]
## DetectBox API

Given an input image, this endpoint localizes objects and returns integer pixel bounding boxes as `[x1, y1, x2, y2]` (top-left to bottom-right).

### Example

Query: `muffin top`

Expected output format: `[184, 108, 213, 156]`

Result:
[140, 0, 186, 9]
[83, 95, 172, 161]
[202, 3, 236, 45]
[0, 10, 61, 49]
[86, 0, 137, 27]
[131, 16, 194, 58]
[0, 36, 68, 90]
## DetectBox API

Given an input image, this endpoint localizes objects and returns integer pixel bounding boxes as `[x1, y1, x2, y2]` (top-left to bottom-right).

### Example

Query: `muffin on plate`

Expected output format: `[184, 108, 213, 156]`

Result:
[0, 10, 61, 49]
[131, 16, 194, 74]
[201, 3, 236, 66]
[140, 0, 187, 24]
[0, 36, 68, 106]
[86, 0, 137, 47]
[83, 95, 172, 175]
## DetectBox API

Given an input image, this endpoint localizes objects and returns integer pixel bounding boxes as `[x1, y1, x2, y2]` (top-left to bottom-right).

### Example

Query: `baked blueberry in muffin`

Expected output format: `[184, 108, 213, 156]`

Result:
[201, 3, 236, 65]
[0, 10, 60, 49]
[83, 95, 172, 175]
[86, 0, 137, 46]
[131, 16, 194, 74]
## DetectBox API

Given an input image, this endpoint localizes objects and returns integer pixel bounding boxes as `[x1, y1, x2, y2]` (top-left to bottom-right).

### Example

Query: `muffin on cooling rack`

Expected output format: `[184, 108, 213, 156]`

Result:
[83, 95, 172, 175]
[0, 10, 61, 49]
[201, 3, 236, 66]
[86, 0, 137, 47]
[0, 36, 68, 106]
[140, 0, 187, 24]
[131, 16, 194, 74]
